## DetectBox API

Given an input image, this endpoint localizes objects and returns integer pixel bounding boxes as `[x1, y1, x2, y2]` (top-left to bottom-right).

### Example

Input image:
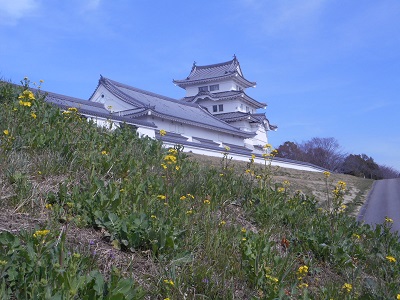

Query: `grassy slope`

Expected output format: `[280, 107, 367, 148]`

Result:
[1, 81, 399, 299]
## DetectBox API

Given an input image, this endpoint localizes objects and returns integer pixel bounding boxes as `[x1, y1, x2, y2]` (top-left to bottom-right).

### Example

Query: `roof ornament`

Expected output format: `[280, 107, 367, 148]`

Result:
[233, 54, 237, 61]
[191, 61, 197, 71]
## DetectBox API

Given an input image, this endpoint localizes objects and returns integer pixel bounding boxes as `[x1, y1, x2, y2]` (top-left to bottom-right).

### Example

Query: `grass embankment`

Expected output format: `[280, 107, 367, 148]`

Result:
[0, 80, 399, 299]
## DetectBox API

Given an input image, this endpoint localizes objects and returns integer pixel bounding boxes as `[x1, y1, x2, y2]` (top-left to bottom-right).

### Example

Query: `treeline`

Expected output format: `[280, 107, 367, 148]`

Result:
[276, 137, 399, 179]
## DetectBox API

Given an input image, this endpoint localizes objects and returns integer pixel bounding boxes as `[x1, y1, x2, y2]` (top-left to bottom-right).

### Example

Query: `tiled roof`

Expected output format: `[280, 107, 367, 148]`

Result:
[183, 90, 266, 109]
[215, 112, 278, 131]
[173, 57, 256, 88]
[99, 76, 255, 138]
[34, 88, 157, 128]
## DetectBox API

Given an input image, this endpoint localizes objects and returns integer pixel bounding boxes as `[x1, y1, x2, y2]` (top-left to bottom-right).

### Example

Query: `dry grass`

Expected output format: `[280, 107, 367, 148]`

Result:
[188, 153, 374, 216]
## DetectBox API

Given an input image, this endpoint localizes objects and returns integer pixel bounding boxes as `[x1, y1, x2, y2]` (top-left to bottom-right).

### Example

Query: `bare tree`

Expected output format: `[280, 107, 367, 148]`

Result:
[299, 137, 346, 171]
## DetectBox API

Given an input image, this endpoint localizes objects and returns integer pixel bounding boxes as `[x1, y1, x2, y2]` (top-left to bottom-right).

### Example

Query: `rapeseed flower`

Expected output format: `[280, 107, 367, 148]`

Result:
[297, 265, 308, 280]
[33, 229, 50, 238]
[265, 274, 279, 283]
[164, 155, 177, 164]
[386, 255, 396, 263]
[323, 171, 331, 178]
[159, 129, 166, 136]
[157, 195, 166, 200]
[203, 199, 211, 205]
[163, 279, 174, 286]
[18, 90, 35, 100]
[342, 283, 352, 293]
[31, 112, 37, 119]
[385, 217, 394, 223]
[298, 283, 308, 289]
[3, 129, 9, 135]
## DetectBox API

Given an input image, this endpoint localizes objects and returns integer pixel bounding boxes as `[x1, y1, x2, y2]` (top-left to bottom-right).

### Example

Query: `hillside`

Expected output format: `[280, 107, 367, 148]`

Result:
[1, 81, 399, 299]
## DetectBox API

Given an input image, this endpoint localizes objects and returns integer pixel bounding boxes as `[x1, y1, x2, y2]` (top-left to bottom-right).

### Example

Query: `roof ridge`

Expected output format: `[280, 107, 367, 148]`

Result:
[194, 58, 236, 70]
[103, 76, 201, 108]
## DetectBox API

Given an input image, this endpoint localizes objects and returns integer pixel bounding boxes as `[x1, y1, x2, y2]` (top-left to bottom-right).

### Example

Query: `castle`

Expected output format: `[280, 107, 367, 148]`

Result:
[41, 57, 324, 172]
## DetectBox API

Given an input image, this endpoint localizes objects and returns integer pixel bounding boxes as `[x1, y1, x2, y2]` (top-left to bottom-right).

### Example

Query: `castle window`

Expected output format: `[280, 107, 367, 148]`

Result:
[213, 105, 218, 112]
[210, 84, 219, 91]
[218, 104, 224, 112]
[199, 86, 208, 92]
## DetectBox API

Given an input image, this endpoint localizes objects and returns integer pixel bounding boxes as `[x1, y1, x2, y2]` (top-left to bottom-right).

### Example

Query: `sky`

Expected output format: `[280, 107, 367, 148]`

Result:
[1, 0, 399, 171]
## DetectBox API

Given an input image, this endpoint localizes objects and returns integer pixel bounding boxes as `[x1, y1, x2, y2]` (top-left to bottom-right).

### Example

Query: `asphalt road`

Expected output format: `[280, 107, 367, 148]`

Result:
[357, 178, 400, 236]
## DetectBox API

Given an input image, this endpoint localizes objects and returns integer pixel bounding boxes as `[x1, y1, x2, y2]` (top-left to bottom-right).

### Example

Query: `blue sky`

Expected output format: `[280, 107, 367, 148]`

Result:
[1, 0, 399, 171]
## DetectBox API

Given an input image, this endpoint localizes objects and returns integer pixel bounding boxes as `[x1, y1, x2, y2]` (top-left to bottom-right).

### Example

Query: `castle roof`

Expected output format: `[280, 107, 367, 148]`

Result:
[98, 76, 255, 138]
[42, 89, 156, 128]
[173, 56, 256, 88]
[182, 90, 266, 109]
[215, 111, 278, 131]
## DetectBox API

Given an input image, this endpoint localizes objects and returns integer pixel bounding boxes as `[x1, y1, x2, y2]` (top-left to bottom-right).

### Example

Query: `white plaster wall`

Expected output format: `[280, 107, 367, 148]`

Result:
[184, 79, 246, 97]
[91, 86, 132, 112]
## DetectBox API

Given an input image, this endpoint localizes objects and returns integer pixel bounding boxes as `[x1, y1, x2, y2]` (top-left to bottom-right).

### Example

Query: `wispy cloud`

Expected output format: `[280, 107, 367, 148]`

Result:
[0, 0, 40, 25]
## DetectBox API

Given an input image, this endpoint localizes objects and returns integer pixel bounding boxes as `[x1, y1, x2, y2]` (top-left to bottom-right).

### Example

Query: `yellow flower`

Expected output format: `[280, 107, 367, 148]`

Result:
[157, 195, 166, 200]
[180, 195, 187, 201]
[19, 100, 32, 107]
[352, 233, 360, 239]
[168, 148, 178, 155]
[342, 283, 352, 293]
[241, 227, 246, 233]
[386, 255, 396, 263]
[68, 107, 78, 112]
[397, 294, 400, 300]
[277, 187, 285, 193]
[151, 215, 157, 219]
[224, 146, 230, 151]
[159, 129, 166, 136]
[251, 154, 256, 159]
[265, 274, 279, 283]
[18, 90, 35, 100]
[219, 173, 224, 176]
[163, 279, 174, 286]
[3, 129, 9, 135]
[186, 210, 193, 215]
[45, 203, 52, 210]
[186, 193, 194, 199]
[0, 260, 7, 266]
[175, 165, 180, 171]
[31, 112, 37, 119]
[219, 220, 226, 226]
[263, 144, 272, 149]
[297, 265, 308, 280]
[262, 153, 270, 158]
[385, 217, 394, 223]
[323, 171, 331, 178]
[164, 154, 177, 164]
[161, 163, 167, 169]
[203, 199, 211, 205]
[298, 283, 308, 289]
[283, 180, 290, 187]
[101, 150, 108, 155]
[33, 229, 50, 238]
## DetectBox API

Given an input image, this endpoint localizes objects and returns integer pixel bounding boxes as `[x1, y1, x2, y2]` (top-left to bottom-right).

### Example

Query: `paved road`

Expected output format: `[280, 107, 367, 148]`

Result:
[357, 178, 400, 236]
